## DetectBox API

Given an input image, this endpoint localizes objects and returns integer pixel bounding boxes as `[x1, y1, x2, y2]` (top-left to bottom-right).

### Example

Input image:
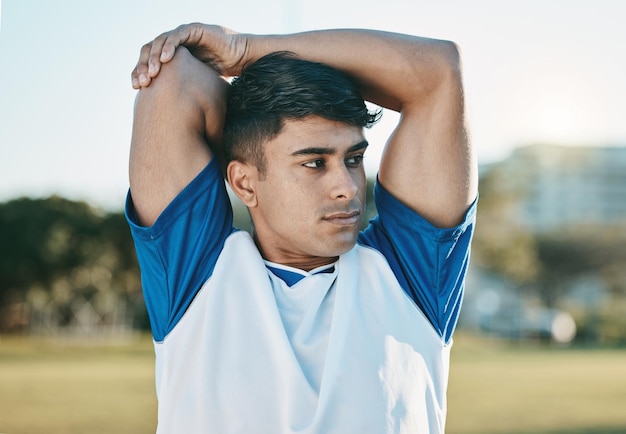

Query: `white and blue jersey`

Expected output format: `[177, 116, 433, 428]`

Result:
[126, 157, 476, 434]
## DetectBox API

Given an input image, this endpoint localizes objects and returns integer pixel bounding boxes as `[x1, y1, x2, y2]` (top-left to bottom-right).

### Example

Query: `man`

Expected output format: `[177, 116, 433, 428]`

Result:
[127, 23, 477, 433]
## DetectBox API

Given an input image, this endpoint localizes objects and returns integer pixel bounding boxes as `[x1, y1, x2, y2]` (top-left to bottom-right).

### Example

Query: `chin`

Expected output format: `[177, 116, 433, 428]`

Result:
[323, 237, 359, 257]
[306, 226, 360, 257]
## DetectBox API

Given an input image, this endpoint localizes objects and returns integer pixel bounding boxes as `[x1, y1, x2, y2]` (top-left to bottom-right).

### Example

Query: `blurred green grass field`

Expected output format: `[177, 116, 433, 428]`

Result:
[1, 333, 625, 434]
[447, 335, 626, 434]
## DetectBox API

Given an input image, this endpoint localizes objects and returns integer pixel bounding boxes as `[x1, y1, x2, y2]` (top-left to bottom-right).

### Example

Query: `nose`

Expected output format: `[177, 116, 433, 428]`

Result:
[329, 164, 360, 201]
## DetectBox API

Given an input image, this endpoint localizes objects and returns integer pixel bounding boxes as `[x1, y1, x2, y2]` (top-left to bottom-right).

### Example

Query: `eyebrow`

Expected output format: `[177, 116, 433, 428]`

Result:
[290, 140, 369, 156]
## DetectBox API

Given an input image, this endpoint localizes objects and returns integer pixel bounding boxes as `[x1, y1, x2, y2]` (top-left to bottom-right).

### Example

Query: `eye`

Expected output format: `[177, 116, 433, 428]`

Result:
[303, 159, 325, 169]
[345, 154, 364, 167]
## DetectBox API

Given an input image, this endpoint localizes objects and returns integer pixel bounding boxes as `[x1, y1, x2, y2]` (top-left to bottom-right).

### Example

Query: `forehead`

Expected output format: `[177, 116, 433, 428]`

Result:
[267, 116, 365, 154]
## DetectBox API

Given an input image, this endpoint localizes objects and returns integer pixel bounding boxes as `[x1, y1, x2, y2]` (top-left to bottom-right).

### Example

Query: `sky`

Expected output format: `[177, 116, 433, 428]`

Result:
[1, 0, 625, 210]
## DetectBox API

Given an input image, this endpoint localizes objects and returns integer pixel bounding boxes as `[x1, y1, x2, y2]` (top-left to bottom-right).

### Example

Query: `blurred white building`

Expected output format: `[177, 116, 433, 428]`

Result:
[489, 144, 626, 232]
[463, 144, 626, 343]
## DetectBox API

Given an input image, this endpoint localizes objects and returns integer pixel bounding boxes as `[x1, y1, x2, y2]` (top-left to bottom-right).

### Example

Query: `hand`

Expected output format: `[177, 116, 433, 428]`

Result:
[131, 23, 247, 89]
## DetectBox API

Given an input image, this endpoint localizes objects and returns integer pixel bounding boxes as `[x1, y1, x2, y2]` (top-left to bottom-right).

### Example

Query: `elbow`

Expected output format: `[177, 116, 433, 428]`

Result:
[436, 40, 463, 83]
[444, 40, 462, 65]
[403, 38, 463, 102]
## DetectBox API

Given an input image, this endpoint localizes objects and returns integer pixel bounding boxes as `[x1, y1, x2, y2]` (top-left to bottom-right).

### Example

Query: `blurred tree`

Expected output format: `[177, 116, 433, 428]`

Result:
[535, 225, 626, 304]
[471, 165, 540, 285]
[0, 197, 94, 296]
[0, 197, 142, 333]
[535, 224, 626, 344]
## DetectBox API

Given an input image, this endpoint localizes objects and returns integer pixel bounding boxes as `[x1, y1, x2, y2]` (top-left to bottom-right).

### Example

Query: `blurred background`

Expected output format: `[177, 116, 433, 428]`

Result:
[1, 1, 626, 433]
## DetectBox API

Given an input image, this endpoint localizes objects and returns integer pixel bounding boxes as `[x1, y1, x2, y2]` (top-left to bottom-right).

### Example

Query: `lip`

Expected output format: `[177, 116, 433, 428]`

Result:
[323, 210, 361, 226]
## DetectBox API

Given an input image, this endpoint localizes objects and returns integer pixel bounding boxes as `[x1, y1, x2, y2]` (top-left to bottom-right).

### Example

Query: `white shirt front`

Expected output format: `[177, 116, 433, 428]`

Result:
[154, 231, 449, 434]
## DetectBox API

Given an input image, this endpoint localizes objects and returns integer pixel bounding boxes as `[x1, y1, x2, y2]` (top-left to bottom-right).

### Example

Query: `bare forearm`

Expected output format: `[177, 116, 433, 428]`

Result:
[133, 25, 459, 113]
[242, 29, 460, 112]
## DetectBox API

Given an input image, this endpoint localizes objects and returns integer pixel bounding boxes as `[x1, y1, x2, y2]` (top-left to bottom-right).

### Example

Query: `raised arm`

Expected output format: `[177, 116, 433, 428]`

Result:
[132, 25, 477, 227]
[129, 47, 229, 226]
[244, 30, 477, 227]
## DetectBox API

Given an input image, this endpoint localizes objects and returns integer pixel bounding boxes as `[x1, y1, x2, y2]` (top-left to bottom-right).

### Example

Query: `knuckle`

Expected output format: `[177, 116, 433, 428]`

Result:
[136, 62, 148, 74]
[154, 33, 168, 43]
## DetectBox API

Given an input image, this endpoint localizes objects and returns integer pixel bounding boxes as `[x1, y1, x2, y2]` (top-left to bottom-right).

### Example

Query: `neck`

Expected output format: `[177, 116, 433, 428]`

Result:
[277, 256, 339, 272]
[253, 234, 338, 272]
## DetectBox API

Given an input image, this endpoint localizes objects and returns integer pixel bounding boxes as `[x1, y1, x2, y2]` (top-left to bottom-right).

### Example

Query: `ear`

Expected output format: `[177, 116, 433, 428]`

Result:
[227, 160, 258, 208]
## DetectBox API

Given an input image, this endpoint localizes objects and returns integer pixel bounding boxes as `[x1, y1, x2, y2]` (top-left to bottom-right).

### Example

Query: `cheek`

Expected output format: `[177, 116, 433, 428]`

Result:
[279, 184, 315, 220]
[261, 178, 310, 220]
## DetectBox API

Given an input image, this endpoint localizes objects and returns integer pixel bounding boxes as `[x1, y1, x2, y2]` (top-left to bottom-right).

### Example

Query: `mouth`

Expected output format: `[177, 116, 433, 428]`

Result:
[322, 210, 361, 226]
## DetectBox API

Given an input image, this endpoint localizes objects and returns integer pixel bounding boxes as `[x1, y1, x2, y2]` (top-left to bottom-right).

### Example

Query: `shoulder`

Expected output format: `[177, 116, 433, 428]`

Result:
[358, 180, 477, 343]
[360, 179, 477, 248]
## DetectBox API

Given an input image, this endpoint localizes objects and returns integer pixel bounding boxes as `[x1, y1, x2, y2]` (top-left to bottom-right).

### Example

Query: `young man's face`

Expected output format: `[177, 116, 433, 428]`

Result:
[248, 116, 368, 270]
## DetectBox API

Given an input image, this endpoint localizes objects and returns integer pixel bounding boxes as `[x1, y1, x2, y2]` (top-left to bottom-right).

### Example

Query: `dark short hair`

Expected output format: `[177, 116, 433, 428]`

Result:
[223, 51, 381, 174]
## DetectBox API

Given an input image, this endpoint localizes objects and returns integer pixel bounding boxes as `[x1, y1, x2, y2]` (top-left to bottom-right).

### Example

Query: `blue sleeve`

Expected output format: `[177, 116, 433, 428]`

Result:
[359, 180, 477, 344]
[125, 158, 234, 342]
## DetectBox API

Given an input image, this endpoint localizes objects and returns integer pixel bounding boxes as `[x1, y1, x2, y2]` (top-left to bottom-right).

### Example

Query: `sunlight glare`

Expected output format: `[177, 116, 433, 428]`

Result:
[537, 102, 578, 143]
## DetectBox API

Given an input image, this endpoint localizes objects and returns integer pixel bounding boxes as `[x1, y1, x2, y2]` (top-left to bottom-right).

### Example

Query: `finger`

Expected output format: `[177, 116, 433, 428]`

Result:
[159, 24, 193, 63]
[132, 42, 154, 88]
[160, 36, 180, 63]
[147, 33, 170, 78]
[131, 65, 140, 89]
